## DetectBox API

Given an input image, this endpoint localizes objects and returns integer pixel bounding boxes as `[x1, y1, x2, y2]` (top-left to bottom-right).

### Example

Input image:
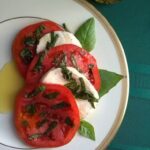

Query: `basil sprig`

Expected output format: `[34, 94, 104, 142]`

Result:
[79, 120, 95, 141]
[98, 69, 123, 97]
[75, 17, 96, 52]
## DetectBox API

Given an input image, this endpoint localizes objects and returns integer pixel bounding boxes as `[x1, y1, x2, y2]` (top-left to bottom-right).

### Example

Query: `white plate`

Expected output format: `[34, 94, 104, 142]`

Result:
[0, 0, 129, 150]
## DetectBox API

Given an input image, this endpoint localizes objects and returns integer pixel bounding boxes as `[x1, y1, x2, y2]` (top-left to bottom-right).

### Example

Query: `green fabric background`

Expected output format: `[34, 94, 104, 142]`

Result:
[88, 0, 150, 149]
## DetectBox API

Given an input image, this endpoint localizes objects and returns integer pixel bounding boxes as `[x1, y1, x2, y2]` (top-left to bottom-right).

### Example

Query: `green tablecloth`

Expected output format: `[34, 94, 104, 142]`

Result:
[88, 0, 150, 149]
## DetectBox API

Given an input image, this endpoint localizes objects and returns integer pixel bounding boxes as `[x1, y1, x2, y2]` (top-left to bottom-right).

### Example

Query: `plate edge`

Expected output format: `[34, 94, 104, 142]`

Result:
[75, 0, 129, 149]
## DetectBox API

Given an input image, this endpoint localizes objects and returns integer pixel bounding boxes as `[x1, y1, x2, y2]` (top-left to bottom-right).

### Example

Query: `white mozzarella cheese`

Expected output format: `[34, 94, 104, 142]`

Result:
[41, 67, 99, 119]
[36, 31, 82, 53]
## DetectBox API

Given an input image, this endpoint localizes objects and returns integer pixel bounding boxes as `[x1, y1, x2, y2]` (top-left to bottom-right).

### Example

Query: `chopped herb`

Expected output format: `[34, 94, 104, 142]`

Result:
[34, 25, 45, 39]
[39, 111, 47, 117]
[79, 78, 86, 92]
[20, 48, 33, 64]
[61, 67, 73, 81]
[60, 53, 67, 67]
[36, 119, 48, 128]
[65, 80, 80, 94]
[53, 53, 67, 67]
[25, 104, 36, 115]
[53, 56, 60, 67]
[21, 120, 29, 127]
[28, 133, 42, 140]
[51, 102, 70, 109]
[33, 52, 45, 72]
[44, 121, 57, 135]
[76, 90, 98, 108]
[71, 55, 80, 71]
[25, 85, 46, 98]
[65, 117, 74, 127]
[62, 23, 70, 32]
[44, 92, 59, 100]
[46, 32, 59, 50]
[64, 76, 98, 108]
[24, 36, 36, 46]
[60, 60, 97, 108]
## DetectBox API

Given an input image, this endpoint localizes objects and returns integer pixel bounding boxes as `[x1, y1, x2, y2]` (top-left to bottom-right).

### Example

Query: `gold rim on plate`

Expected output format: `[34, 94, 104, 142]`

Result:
[75, 0, 129, 149]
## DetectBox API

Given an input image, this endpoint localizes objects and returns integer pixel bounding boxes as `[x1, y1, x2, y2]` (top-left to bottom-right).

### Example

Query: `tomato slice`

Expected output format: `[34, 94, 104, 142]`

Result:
[15, 83, 80, 147]
[12, 21, 63, 77]
[26, 44, 101, 91]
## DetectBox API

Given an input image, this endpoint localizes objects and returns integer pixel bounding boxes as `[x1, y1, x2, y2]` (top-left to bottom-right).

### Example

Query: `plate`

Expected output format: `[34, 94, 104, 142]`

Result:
[0, 0, 129, 149]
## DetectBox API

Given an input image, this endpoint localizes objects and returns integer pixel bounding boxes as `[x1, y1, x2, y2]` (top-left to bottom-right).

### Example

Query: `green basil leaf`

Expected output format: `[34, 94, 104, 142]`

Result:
[79, 120, 95, 141]
[75, 17, 96, 52]
[99, 69, 123, 97]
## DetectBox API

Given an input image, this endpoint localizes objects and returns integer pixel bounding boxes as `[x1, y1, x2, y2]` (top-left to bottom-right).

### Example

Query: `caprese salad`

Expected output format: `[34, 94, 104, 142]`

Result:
[12, 18, 123, 148]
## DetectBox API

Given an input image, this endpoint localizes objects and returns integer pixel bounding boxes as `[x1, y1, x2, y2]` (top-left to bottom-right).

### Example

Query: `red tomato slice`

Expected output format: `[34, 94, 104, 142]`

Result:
[26, 44, 101, 91]
[12, 21, 63, 77]
[15, 83, 80, 148]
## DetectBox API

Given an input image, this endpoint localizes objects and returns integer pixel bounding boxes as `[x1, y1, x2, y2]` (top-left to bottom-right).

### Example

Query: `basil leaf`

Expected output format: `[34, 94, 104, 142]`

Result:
[75, 17, 96, 52]
[99, 69, 123, 97]
[79, 120, 95, 141]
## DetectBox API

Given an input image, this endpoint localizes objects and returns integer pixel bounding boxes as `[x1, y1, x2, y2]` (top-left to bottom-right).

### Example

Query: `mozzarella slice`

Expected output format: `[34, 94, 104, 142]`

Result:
[36, 31, 82, 53]
[41, 67, 99, 119]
